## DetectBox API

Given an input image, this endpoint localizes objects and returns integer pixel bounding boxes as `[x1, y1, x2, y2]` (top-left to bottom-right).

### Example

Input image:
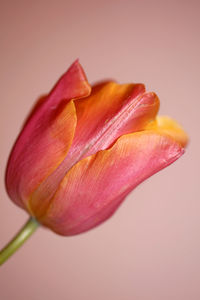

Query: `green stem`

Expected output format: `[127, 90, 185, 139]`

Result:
[0, 217, 39, 266]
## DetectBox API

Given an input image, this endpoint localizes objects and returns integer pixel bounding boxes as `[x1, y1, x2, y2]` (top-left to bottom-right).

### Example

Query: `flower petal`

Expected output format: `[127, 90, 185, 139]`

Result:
[6, 100, 77, 210]
[6, 60, 91, 209]
[39, 131, 184, 235]
[145, 116, 188, 147]
[72, 82, 159, 156]
[48, 59, 91, 103]
[35, 82, 160, 207]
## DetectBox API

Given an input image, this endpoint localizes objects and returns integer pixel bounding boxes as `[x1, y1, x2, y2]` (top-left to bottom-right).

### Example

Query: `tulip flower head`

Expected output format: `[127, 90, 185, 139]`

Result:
[5, 60, 188, 236]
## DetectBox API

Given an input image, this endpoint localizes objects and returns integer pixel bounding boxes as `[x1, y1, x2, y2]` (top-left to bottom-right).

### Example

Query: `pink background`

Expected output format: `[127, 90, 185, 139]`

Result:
[0, 0, 199, 299]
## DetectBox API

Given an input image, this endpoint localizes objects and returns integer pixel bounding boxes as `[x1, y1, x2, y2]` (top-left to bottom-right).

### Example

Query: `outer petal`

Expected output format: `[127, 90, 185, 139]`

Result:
[6, 101, 77, 210]
[6, 61, 91, 209]
[39, 131, 184, 236]
[33, 82, 160, 207]
[46, 59, 91, 104]
[145, 116, 188, 147]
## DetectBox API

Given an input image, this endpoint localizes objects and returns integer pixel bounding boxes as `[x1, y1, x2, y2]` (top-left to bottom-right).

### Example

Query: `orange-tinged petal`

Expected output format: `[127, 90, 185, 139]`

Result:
[34, 82, 160, 207]
[6, 100, 77, 211]
[6, 61, 91, 210]
[145, 116, 188, 147]
[73, 82, 159, 157]
[39, 131, 184, 236]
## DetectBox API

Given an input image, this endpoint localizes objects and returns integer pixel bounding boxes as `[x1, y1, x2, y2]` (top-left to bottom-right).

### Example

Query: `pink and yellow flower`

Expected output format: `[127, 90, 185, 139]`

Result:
[6, 61, 188, 235]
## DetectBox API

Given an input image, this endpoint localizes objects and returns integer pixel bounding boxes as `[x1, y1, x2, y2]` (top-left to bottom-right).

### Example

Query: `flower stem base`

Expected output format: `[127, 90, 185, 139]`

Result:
[0, 217, 39, 266]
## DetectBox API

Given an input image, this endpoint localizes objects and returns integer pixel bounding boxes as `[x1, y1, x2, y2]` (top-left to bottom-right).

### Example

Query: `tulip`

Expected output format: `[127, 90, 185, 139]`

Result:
[0, 60, 188, 264]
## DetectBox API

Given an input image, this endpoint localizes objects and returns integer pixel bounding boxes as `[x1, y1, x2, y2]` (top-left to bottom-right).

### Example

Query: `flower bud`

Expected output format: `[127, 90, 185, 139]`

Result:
[6, 61, 188, 235]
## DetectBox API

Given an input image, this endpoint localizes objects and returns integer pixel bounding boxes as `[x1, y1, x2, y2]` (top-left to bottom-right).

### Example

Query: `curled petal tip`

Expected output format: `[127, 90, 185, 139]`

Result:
[50, 60, 91, 101]
[145, 116, 188, 148]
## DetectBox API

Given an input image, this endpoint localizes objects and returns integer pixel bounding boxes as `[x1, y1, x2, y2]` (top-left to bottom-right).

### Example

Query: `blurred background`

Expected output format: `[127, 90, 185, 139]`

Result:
[0, 0, 199, 299]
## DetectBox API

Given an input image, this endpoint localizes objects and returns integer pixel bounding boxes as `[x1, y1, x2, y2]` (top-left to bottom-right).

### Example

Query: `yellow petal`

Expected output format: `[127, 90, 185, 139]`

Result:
[145, 116, 188, 147]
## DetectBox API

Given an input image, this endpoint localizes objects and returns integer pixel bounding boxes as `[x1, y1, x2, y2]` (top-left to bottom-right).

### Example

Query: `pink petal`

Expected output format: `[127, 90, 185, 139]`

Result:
[6, 61, 91, 209]
[33, 82, 159, 208]
[39, 131, 184, 235]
